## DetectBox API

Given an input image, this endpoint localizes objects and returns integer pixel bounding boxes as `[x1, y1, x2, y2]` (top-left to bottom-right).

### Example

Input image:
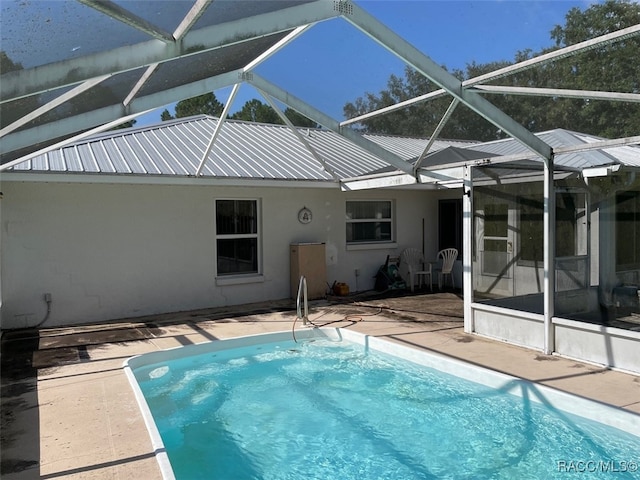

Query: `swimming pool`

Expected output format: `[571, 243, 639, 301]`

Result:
[124, 328, 640, 479]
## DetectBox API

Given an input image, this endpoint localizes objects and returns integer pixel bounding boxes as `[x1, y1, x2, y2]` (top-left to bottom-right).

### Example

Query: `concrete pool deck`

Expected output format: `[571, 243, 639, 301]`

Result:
[2, 291, 640, 479]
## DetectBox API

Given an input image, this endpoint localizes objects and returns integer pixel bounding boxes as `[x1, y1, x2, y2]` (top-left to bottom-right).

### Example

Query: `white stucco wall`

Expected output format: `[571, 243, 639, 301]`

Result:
[1, 180, 439, 328]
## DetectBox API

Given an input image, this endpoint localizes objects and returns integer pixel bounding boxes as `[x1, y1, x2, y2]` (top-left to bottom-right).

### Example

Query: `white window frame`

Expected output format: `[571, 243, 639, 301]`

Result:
[214, 198, 263, 283]
[345, 199, 395, 247]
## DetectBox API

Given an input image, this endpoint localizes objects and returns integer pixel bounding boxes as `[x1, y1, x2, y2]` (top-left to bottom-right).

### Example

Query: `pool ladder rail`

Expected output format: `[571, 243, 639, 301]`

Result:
[296, 275, 309, 326]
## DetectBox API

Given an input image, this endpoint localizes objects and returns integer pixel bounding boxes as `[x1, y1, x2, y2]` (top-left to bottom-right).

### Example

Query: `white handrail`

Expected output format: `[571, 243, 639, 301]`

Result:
[296, 275, 309, 326]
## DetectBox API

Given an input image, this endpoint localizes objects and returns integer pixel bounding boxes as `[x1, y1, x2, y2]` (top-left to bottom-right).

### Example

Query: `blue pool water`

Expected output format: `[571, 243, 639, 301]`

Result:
[129, 331, 640, 480]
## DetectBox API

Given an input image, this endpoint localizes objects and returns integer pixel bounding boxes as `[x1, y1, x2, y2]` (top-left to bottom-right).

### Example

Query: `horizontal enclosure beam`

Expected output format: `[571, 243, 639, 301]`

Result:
[473, 85, 640, 103]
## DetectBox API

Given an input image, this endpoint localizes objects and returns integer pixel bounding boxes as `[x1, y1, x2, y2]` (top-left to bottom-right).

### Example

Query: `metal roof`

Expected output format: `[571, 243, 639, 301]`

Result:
[336, 128, 640, 191]
[465, 129, 640, 171]
[10, 117, 639, 188]
[360, 134, 476, 162]
[8, 115, 469, 182]
[403, 128, 640, 189]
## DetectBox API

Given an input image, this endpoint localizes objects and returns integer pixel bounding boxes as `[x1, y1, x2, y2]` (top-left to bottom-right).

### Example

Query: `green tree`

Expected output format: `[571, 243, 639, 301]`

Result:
[343, 0, 640, 140]
[1, 50, 22, 73]
[343, 67, 464, 137]
[161, 92, 224, 120]
[110, 119, 137, 130]
[230, 99, 283, 124]
[230, 101, 319, 127]
[160, 109, 174, 121]
[343, 65, 500, 141]
[546, 0, 640, 137]
[497, 0, 640, 137]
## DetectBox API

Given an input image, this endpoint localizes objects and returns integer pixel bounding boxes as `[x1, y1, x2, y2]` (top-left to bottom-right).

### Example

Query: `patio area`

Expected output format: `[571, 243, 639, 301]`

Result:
[2, 291, 640, 479]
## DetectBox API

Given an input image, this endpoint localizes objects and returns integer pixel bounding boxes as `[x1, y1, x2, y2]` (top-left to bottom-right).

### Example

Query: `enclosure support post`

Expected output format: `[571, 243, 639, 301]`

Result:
[463, 165, 473, 333]
[543, 154, 556, 354]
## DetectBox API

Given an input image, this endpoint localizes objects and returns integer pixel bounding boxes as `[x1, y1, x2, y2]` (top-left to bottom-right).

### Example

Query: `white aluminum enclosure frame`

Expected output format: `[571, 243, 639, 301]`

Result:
[2, 0, 640, 367]
[3, 1, 638, 176]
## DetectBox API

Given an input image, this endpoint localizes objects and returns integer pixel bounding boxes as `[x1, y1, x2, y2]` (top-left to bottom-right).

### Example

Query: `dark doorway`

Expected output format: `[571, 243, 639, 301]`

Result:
[439, 198, 462, 259]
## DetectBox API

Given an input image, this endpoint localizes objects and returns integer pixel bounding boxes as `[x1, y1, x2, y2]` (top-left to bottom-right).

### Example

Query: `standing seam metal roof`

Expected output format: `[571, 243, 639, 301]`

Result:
[11, 115, 465, 181]
[11, 116, 639, 182]
[464, 129, 640, 171]
[363, 133, 477, 161]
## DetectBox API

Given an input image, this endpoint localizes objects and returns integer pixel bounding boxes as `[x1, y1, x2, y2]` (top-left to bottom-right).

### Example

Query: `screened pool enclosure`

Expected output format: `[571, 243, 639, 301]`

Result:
[2, 1, 639, 373]
[455, 134, 640, 372]
[472, 163, 640, 330]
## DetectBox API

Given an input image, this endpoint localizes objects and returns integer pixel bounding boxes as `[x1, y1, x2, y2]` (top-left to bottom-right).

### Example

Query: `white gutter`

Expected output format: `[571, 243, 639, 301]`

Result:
[582, 164, 622, 178]
[340, 172, 415, 191]
[1, 172, 341, 189]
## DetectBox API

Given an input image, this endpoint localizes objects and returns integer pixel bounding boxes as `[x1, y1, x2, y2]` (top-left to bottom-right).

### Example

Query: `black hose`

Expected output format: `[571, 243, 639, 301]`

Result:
[35, 297, 52, 328]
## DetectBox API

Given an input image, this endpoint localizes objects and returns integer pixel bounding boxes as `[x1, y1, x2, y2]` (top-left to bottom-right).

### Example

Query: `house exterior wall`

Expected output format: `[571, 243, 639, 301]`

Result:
[1, 181, 437, 329]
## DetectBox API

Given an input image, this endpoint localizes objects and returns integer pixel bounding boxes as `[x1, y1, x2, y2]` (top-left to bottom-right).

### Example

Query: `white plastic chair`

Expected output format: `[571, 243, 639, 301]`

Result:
[437, 248, 458, 289]
[401, 248, 432, 292]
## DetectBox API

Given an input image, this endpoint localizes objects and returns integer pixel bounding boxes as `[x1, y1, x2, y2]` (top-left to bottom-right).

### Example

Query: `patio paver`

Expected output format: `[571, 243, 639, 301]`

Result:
[2, 292, 639, 479]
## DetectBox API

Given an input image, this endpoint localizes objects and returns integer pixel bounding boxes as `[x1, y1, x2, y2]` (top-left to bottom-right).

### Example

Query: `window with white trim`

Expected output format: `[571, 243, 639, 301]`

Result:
[215, 199, 259, 276]
[346, 200, 394, 244]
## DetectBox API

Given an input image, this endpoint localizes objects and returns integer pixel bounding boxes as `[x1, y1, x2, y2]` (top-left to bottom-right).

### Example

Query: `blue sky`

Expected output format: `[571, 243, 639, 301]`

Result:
[136, 0, 596, 127]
